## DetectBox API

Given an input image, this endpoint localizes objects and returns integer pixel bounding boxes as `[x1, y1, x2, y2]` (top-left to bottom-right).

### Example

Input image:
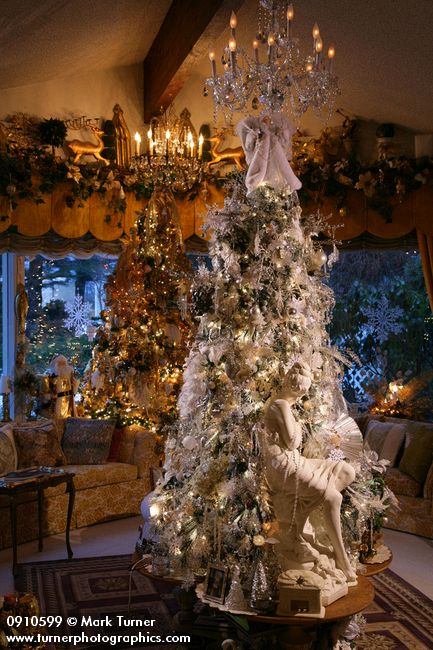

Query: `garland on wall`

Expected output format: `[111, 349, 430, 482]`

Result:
[1, 111, 432, 224]
[292, 120, 433, 222]
[0, 111, 219, 217]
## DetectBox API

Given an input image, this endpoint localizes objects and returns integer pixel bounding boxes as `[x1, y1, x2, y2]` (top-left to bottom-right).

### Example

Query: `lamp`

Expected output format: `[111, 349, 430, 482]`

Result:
[131, 107, 204, 192]
[205, 0, 339, 122]
[0, 374, 11, 422]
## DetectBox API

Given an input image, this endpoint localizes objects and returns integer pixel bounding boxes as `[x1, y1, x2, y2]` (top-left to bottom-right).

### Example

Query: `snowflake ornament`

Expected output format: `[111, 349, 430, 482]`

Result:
[362, 296, 404, 344]
[328, 448, 346, 462]
[64, 295, 92, 336]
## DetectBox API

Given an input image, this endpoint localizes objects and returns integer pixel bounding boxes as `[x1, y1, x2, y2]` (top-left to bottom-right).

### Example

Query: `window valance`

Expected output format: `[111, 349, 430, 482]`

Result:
[0, 182, 432, 252]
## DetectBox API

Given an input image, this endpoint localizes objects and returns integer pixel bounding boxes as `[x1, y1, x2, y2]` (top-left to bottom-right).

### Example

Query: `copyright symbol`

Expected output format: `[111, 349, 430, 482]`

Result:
[67, 617, 77, 626]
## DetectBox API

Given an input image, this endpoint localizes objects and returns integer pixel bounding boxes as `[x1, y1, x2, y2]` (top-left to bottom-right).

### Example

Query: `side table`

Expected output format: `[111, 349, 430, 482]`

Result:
[0, 467, 75, 576]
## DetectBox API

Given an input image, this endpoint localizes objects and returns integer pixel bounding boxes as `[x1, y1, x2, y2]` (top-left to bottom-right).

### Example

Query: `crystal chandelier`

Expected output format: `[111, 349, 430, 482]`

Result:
[130, 107, 205, 193]
[205, 0, 339, 122]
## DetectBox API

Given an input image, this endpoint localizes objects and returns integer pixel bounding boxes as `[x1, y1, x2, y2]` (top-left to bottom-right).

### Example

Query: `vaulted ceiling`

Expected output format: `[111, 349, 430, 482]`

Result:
[0, 0, 170, 88]
[0, 0, 432, 133]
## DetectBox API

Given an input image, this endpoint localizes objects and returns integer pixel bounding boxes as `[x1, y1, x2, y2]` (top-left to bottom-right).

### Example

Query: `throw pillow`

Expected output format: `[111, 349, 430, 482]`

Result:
[132, 428, 161, 479]
[13, 419, 66, 469]
[354, 413, 372, 435]
[0, 424, 17, 475]
[399, 430, 433, 484]
[107, 428, 124, 462]
[62, 418, 116, 465]
[364, 419, 406, 467]
[116, 426, 137, 465]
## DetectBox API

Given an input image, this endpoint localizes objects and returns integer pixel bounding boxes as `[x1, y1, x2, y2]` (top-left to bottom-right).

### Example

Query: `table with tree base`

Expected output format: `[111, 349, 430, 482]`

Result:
[0, 467, 75, 576]
[134, 559, 375, 650]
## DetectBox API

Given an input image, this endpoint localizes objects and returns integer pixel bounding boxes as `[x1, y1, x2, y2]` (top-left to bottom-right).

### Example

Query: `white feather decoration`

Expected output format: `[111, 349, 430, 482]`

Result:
[177, 351, 208, 417]
[327, 413, 363, 461]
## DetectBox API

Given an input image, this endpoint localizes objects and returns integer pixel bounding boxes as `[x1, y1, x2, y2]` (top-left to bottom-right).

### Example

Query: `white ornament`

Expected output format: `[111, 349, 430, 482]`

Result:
[64, 295, 92, 337]
[182, 435, 198, 451]
[362, 295, 404, 344]
[128, 370, 151, 408]
[328, 448, 346, 462]
[288, 298, 305, 315]
[91, 368, 105, 391]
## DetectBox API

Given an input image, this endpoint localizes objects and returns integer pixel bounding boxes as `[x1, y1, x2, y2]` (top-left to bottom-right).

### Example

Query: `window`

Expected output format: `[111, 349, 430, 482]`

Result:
[23, 255, 117, 375]
[0, 252, 117, 418]
[0, 254, 2, 374]
[328, 249, 433, 419]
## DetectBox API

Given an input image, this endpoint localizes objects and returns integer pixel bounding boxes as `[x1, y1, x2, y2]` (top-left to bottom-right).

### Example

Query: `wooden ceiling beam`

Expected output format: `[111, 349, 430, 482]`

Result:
[143, 0, 245, 122]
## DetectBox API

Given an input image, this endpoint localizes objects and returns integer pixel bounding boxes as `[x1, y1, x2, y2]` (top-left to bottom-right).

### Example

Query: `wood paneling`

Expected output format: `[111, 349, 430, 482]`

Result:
[3, 183, 433, 245]
[413, 184, 433, 235]
[124, 193, 147, 236]
[12, 195, 52, 236]
[323, 191, 367, 240]
[51, 183, 89, 238]
[89, 192, 124, 242]
[0, 198, 12, 233]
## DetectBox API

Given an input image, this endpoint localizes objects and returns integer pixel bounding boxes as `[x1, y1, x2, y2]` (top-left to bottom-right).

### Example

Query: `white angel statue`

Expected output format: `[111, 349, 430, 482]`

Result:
[236, 112, 301, 195]
[262, 362, 357, 583]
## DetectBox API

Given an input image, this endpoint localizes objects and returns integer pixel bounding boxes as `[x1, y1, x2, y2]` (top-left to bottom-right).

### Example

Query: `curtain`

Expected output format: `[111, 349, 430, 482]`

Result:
[0, 230, 123, 258]
[319, 230, 418, 251]
[417, 229, 433, 312]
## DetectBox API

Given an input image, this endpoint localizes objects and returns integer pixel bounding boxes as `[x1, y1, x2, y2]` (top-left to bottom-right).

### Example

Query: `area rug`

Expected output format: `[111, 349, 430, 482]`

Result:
[358, 569, 433, 649]
[15, 555, 433, 649]
[14, 554, 190, 649]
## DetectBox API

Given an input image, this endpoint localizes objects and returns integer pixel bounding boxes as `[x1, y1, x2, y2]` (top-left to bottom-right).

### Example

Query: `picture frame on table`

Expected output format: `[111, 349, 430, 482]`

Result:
[203, 563, 229, 604]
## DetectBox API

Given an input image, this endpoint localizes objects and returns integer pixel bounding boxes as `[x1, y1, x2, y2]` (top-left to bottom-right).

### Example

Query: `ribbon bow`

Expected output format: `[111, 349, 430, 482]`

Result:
[236, 113, 301, 195]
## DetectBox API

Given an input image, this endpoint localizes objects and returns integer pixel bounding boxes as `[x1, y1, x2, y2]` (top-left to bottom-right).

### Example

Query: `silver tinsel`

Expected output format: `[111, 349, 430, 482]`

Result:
[249, 556, 274, 613]
[225, 567, 249, 611]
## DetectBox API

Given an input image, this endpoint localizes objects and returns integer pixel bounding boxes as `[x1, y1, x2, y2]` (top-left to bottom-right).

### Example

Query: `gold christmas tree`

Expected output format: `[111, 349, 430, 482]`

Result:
[81, 189, 193, 442]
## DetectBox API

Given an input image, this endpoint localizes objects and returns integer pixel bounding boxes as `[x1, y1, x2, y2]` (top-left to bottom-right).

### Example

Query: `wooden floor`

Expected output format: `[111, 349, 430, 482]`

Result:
[0, 516, 432, 599]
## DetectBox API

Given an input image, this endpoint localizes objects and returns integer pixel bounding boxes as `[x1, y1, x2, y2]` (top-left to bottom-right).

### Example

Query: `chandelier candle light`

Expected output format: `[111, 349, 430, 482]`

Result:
[205, 0, 339, 121]
[130, 107, 205, 192]
[134, 131, 141, 156]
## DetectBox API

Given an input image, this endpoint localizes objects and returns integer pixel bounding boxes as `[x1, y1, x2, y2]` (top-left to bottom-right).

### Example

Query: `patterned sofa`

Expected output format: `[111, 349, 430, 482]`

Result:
[0, 417, 158, 550]
[356, 413, 433, 538]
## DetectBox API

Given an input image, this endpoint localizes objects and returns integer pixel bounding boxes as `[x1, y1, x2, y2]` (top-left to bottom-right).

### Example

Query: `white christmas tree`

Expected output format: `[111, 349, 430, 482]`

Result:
[149, 114, 390, 603]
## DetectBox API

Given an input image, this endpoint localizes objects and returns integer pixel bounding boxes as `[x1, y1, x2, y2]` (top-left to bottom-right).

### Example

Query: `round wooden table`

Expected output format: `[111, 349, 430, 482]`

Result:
[360, 551, 393, 577]
[233, 576, 374, 625]
[134, 559, 375, 649]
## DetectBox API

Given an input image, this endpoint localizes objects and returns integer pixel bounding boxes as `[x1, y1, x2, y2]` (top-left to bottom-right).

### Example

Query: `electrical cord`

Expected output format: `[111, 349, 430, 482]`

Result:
[127, 555, 150, 614]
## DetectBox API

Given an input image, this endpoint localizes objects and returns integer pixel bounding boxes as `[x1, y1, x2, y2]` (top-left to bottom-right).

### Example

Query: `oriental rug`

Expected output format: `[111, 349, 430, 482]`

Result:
[15, 555, 433, 649]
